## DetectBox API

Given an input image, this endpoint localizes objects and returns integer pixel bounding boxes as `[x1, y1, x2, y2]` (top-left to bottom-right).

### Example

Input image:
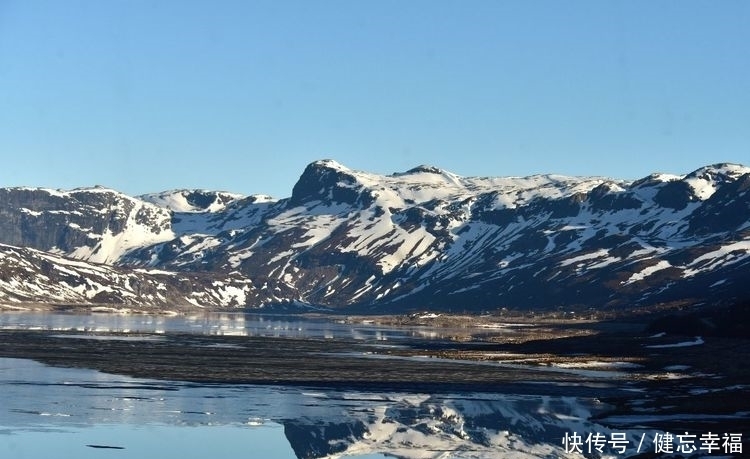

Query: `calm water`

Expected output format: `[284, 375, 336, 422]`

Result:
[0, 311, 467, 341]
[0, 313, 643, 458]
[0, 358, 627, 459]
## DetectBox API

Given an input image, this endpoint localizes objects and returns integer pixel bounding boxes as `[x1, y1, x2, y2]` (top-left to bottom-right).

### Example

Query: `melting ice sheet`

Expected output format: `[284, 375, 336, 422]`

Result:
[0, 358, 639, 459]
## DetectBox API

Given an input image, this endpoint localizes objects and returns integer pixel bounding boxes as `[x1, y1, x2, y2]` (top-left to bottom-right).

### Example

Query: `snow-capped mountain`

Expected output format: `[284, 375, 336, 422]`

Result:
[0, 160, 748, 312]
[280, 392, 620, 459]
[0, 243, 254, 308]
[0, 186, 174, 264]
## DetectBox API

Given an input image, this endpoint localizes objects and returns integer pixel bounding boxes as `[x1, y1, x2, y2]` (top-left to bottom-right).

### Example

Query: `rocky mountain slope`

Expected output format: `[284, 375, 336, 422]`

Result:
[1, 160, 748, 312]
[0, 244, 253, 309]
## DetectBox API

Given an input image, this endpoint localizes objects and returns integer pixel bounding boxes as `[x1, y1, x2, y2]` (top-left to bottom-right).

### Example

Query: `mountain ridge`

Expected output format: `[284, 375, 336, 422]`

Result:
[0, 160, 748, 313]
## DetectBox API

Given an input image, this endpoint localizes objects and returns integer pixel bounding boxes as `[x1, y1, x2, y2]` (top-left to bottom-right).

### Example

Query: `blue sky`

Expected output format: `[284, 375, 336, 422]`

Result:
[1, 1, 748, 198]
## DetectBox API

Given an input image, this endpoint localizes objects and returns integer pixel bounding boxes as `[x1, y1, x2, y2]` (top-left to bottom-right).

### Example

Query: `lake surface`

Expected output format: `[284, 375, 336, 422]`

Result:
[0, 357, 628, 459]
[0, 312, 668, 458]
[0, 311, 471, 341]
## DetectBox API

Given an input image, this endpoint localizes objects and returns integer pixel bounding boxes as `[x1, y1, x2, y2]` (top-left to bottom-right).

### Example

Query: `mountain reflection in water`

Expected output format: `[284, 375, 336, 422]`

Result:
[0, 311, 478, 341]
[0, 358, 629, 458]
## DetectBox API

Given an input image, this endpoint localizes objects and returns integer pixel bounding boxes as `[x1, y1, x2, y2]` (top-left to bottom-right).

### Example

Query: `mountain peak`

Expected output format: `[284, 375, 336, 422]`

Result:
[682, 163, 750, 200]
[404, 165, 444, 175]
[686, 163, 750, 180]
[309, 159, 350, 172]
[290, 159, 373, 207]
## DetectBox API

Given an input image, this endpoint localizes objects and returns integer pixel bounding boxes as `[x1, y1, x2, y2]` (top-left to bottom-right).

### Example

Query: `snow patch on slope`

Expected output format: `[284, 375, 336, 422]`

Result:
[623, 260, 672, 285]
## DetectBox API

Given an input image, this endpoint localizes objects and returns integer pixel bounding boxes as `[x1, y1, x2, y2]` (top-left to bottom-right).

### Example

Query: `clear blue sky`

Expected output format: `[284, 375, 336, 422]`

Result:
[1, 0, 748, 198]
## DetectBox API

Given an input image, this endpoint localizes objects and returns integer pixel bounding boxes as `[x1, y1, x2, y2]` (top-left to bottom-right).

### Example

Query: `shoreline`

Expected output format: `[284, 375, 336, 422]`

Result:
[1, 311, 748, 442]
